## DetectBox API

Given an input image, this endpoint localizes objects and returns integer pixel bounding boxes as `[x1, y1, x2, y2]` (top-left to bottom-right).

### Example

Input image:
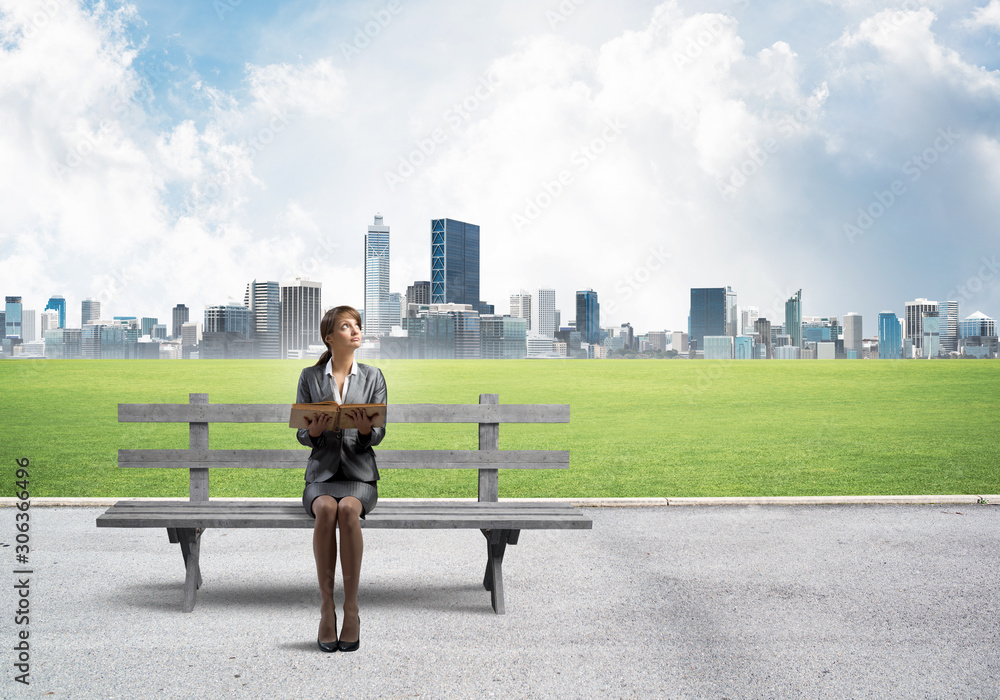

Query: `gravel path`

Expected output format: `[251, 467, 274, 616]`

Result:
[2, 504, 998, 698]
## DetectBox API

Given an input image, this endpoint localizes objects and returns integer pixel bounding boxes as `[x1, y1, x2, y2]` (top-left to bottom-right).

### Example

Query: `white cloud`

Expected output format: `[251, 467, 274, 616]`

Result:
[1, 0, 999, 335]
[246, 58, 347, 118]
[962, 0, 1000, 31]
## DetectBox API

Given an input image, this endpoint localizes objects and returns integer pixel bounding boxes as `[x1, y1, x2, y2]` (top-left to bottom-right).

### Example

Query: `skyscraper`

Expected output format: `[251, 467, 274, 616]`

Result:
[785, 290, 802, 347]
[364, 214, 392, 338]
[689, 288, 726, 349]
[726, 286, 738, 337]
[904, 298, 937, 352]
[740, 306, 759, 335]
[754, 318, 772, 358]
[575, 289, 600, 344]
[959, 311, 997, 339]
[938, 300, 959, 354]
[844, 312, 863, 357]
[172, 304, 190, 339]
[82, 298, 100, 325]
[281, 278, 322, 358]
[536, 288, 556, 338]
[41, 310, 59, 334]
[430, 218, 480, 307]
[20, 310, 36, 343]
[388, 292, 402, 329]
[922, 312, 941, 358]
[45, 295, 66, 328]
[406, 281, 430, 307]
[204, 303, 252, 337]
[245, 280, 281, 358]
[509, 290, 532, 331]
[878, 311, 902, 359]
[5, 297, 22, 339]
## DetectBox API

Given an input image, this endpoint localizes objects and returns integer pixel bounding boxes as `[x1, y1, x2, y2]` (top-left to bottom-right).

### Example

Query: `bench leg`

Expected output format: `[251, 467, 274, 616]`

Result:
[480, 529, 519, 614]
[171, 527, 203, 612]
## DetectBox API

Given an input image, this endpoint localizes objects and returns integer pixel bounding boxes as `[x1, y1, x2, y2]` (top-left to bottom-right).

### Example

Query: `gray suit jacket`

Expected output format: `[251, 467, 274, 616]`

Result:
[295, 362, 387, 483]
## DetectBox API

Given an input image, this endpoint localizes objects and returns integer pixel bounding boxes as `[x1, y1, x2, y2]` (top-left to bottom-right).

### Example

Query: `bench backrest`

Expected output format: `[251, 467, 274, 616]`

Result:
[119, 393, 570, 503]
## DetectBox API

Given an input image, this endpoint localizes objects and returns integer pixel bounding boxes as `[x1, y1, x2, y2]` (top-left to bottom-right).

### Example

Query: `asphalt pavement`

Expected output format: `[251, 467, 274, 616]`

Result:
[1, 504, 998, 699]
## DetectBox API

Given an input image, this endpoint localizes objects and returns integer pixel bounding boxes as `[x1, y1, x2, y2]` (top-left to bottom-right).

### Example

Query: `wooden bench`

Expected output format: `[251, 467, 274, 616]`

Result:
[96, 392, 592, 614]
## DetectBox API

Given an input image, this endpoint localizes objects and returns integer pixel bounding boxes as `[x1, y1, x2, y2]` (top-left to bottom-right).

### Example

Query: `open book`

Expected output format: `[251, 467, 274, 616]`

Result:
[288, 402, 387, 431]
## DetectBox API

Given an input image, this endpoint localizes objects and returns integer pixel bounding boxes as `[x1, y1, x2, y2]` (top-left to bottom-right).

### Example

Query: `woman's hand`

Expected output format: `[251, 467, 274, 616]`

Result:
[303, 411, 334, 438]
[346, 408, 379, 435]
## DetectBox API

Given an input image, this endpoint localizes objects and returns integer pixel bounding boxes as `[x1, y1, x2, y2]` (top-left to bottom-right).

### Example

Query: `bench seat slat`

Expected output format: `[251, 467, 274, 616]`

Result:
[96, 501, 592, 530]
[119, 403, 569, 424]
[97, 504, 586, 516]
[117, 449, 569, 469]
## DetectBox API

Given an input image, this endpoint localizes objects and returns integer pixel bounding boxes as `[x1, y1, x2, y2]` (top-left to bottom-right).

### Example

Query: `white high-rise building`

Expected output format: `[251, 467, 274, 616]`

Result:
[535, 288, 556, 338]
[244, 280, 281, 359]
[82, 298, 100, 325]
[510, 290, 532, 332]
[41, 310, 59, 334]
[21, 310, 37, 343]
[281, 278, 322, 358]
[740, 306, 759, 335]
[725, 286, 738, 337]
[364, 213, 391, 338]
[938, 300, 959, 354]
[844, 312, 863, 357]
[672, 331, 689, 352]
[905, 298, 938, 352]
[181, 321, 202, 346]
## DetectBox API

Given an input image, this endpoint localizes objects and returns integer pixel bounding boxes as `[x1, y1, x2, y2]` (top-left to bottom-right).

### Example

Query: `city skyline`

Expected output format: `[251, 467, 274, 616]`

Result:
[1, 1, 999, 333]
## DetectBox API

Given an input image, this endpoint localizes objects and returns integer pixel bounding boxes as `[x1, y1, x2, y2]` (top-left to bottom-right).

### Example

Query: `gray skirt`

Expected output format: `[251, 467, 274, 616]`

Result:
[303, 480, 378, 519]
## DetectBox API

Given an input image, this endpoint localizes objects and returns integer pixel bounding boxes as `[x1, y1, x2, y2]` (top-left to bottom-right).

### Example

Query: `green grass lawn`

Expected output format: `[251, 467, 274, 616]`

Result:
[2, 359, 998, 498]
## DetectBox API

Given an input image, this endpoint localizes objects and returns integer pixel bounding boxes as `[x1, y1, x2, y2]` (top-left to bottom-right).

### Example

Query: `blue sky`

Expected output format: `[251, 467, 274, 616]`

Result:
[1, 0, 999, 335]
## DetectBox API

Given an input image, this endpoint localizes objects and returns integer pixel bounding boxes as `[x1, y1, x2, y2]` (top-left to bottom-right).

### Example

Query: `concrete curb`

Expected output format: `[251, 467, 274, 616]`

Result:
[1, 495, 996, 507]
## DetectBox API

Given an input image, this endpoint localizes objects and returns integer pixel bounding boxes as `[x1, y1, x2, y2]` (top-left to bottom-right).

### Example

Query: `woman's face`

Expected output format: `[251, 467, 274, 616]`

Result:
[325, 315, 362, 353]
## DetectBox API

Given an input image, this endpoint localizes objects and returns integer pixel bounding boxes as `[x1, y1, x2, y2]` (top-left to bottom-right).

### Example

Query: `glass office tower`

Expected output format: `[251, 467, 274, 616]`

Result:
[689, 288, 726, 349]
[430, 218, 480, 307]
[959, 311, 997, 339]
[878, 311, 902, 359]
[364, 214, 392, 337]
[5, 296, 22, 339]
[575, 289, 601, 345]
[45, 295, 66, 328]
[785, 289, 802, 347]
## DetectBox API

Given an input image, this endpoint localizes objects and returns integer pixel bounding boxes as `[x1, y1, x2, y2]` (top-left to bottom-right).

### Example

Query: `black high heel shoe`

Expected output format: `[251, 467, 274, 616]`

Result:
[338, 613, 360, 653]
[317, 612, 338, 653]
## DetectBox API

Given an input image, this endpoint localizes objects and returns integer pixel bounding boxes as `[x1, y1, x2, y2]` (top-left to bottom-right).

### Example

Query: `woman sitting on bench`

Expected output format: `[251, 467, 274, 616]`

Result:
[295, 305, 387, 653]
